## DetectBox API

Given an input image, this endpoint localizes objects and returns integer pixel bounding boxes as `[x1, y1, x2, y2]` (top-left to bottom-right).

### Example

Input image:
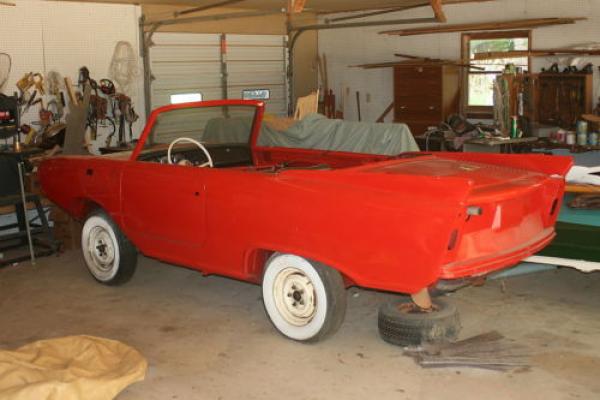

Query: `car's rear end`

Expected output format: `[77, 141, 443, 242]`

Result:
[362, 153, 571, 285]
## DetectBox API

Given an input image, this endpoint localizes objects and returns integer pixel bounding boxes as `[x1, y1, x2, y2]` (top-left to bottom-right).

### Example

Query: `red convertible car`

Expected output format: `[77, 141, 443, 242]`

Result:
[39, 100, 571, 342]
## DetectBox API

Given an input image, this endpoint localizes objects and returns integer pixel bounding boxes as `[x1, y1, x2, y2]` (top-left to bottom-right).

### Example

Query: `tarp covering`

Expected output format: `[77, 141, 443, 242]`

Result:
[0, 335, 147, 400]
[202, 113, 419, 155]
[259, 113, 418, 155]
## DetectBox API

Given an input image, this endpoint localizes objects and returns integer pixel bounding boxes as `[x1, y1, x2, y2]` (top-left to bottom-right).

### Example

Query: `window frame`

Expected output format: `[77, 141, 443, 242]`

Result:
[461, 30, 532, 118]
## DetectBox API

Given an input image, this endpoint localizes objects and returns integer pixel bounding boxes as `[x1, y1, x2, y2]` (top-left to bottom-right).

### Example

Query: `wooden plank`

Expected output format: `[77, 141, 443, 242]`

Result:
[565, 184, 600, 194]
[395, 53, 485, 70]
[376, 102, 394, 123]
[64, 77, 79, 106]
[318, 0, 494, 15]
[351, 59, 482, 70]
[474, 49, 600, 61]
[430, 0, 447, 23]
[293, 0, 306, 13]
[380, 17, 586, 36]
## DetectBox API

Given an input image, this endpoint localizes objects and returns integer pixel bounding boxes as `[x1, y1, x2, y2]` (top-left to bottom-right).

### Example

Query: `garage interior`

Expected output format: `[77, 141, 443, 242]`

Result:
[1, 0, 600, 399]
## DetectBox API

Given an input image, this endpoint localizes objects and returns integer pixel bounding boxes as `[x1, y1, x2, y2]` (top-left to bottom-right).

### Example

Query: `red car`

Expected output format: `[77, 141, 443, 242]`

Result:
[39, 100, 571, 342]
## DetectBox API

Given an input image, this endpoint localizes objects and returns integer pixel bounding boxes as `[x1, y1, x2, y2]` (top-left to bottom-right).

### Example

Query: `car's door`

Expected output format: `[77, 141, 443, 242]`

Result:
[120, 161, 206, 267]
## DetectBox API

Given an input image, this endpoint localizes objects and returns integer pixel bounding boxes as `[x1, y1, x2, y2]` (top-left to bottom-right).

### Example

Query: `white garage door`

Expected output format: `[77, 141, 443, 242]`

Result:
[149, 32, 287, 116]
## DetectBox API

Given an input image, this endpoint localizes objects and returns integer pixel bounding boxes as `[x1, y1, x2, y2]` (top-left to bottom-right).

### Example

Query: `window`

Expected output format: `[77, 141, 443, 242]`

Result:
[170, 93, 203, 104]
[148, 104, 257, 146]
[462, 31, 531, 114]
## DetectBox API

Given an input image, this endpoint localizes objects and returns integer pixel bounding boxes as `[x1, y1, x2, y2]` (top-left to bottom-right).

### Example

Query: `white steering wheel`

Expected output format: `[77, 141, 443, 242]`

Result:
[167, 137, 214, 168]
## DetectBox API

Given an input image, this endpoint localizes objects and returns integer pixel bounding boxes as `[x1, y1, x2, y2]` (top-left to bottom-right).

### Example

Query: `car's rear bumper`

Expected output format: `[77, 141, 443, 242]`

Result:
[439, 228, 555, 279]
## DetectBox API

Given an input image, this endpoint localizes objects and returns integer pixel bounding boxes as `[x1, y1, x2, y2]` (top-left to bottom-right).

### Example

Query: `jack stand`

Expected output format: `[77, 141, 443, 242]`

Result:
[411, 287, 432, 310]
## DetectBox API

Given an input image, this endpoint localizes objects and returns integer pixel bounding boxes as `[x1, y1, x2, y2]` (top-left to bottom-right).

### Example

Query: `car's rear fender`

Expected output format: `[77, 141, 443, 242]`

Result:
[239, 171, 475, 294]
[39, 156, 124, 224]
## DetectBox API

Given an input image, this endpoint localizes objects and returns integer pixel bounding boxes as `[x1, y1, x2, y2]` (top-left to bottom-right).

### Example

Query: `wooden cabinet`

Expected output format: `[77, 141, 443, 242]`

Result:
[537, 73, 593, 128]
[393, 65, 461, 136]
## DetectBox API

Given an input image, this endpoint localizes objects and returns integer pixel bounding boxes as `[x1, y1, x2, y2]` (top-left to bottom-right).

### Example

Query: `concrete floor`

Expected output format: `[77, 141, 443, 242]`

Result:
[1, 251, 600, 400]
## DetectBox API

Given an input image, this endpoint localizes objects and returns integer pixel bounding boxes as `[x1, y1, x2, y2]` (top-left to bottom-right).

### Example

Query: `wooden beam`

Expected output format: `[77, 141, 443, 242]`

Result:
[351, 59, 483, 70]
[394, 53, 485, 69]
[293, 0, 307, 13]
[474, 48, 600, 61]
[173, 0, 247, 17]
[318, 0, 494, 15]
[430, 0, 447, 23]
[380, 17, 586, 36]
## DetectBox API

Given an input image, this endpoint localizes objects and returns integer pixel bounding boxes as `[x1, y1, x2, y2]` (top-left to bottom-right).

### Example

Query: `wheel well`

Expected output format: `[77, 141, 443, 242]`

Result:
[75, 198, 103, 220]
[245, 248, 356, 287]
[245, 248, 275, 282]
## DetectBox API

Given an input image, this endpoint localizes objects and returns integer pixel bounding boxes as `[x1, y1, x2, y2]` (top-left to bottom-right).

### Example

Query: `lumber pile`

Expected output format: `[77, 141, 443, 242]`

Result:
[380, 17, 585, 36]
[474, 48, 600, 61]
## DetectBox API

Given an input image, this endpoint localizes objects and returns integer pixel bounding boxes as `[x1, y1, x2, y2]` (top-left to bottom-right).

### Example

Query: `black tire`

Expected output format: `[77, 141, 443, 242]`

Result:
[378, 298, 461, 347]
[262, 253, 347, 342]
[81, 210, 137, 286]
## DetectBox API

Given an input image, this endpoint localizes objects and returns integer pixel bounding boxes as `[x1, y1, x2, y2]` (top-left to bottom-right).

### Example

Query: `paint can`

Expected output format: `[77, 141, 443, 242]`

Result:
[555, 130, 566, 143]
[566, 131, 576, 145]
[589, 132, 599, 146]
[577, 120, 588, 136]
[577, 131, 588, 146]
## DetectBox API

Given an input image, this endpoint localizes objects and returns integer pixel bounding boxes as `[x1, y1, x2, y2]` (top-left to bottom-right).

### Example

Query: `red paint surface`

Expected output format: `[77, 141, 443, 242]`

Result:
[39, 100, 572, 294]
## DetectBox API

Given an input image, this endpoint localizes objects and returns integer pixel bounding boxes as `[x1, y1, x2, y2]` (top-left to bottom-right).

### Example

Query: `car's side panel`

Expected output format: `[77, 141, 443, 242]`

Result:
[39, 157, 124, 224]
[120, 162, 207, 267]
[194, 167, 473, 294]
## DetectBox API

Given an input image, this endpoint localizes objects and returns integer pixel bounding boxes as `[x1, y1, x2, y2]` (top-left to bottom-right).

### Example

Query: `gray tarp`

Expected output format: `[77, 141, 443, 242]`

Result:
[203, 113, 419, 155]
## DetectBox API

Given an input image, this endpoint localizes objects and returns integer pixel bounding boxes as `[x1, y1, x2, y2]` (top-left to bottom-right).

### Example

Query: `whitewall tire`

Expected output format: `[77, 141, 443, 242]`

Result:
[81, 210, 137, 285]
[262, 253, 347, 342]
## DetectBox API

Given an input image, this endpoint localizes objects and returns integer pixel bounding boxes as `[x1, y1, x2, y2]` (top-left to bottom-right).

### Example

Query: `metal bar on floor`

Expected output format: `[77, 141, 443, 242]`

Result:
[17, 162, 35, 265]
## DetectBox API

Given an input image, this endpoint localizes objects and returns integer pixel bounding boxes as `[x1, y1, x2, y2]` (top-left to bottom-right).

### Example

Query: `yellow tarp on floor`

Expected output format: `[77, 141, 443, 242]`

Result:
[0, 335, 147, 400]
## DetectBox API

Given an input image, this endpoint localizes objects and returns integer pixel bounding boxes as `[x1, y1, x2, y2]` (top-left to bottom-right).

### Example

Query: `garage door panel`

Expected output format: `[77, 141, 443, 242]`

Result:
[153, 76, 222, 91]
[228, 61, 286, 75]
[150, 47, 220, 62]
[227, 46, 284, 61]
[150, 33, 287, 115]
[151, 63, 221, 76]
[226, 34, 284, 47]
[152, 33, 220, 46]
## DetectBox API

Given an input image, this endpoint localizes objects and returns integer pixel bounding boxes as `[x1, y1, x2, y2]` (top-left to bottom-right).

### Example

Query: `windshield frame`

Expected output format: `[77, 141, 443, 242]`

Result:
[130, 99, 265, 162]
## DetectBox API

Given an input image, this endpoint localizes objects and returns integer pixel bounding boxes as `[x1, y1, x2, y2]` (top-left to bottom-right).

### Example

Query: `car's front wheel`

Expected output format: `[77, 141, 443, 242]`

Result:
[81, 210, 137, 285]
[262, 253, 347, 342]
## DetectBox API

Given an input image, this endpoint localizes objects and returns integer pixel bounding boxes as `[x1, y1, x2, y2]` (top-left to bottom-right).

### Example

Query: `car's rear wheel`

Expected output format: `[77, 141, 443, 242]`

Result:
[262, 253, 346, 342]
[81, 210, 137, 285]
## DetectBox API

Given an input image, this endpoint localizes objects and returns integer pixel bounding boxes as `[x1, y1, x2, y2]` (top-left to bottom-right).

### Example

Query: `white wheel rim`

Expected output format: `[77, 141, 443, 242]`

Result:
[82, 216, 120, 282]
[273, 267, 316, 326]
[262, 254, 328, 341]
[88, 226, 115, 269]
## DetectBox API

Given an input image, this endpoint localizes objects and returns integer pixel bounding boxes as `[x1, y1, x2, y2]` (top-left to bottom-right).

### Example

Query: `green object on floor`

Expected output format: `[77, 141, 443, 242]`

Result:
[538, 194, 600, 262]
